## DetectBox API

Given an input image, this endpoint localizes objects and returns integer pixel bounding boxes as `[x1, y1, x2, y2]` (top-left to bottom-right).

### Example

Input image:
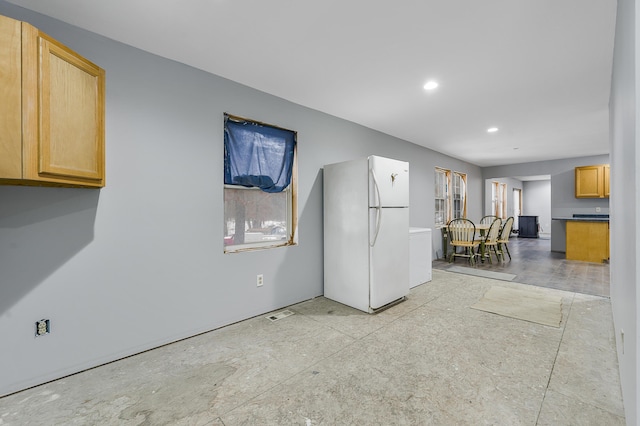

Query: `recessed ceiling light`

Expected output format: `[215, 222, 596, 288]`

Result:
[423, 81, 439, 90]
[487, 127, 499, 133]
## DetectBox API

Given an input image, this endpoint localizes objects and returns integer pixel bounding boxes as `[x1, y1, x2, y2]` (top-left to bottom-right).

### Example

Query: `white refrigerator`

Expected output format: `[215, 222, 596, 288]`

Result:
[323, 155, 410, 313]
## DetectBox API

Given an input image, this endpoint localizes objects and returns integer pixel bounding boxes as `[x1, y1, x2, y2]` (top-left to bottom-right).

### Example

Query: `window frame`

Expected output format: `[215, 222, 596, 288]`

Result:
[434, 167, 467, 225]
[491, 181, 497, 217]
[500, 182, 507, 219]
[223, 114, 298, 253]
[451, 171, 467, 220]
[492, 181, 507, 219]
[434, 167, 448, 226]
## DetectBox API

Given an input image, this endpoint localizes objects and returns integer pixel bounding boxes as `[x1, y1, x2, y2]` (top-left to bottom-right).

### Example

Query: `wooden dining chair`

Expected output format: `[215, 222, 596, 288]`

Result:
[497, 216, 515, 260]
[447, 218, 481, 265]
[480, 215, 499, 225]
[476, 217, 503, 263]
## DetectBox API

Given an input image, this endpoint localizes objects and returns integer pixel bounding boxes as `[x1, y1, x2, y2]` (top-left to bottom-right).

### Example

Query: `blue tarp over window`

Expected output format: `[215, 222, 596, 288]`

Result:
[224, 116, 296, 193]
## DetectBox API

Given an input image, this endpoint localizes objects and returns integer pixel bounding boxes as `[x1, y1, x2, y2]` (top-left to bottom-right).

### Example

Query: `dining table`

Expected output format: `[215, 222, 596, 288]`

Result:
[438, 222, 491, 260]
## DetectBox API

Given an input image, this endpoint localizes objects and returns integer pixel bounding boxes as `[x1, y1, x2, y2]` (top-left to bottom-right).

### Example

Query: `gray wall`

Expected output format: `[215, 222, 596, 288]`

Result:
[523, 180, 551, 236]
[483, 177, 523, 220]
[610, 0, 638, 424]
[482, 177, 551, 237]
[483, 154, 609, 252]
[0, 2, 482, 396]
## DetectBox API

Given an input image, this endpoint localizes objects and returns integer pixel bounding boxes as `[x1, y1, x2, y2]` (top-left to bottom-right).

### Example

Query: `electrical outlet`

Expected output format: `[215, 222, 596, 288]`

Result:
[596, 207, 601, 213]
[257, 274, 264, 287]
[35, 319, 50, 337]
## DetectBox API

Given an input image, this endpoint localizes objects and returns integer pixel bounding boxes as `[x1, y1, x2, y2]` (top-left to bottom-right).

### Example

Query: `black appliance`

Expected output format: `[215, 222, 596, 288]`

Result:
[518, 215, 539, 238]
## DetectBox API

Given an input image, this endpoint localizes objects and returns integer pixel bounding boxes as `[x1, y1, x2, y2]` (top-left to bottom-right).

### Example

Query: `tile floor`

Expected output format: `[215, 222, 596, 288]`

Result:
[434, 235, 611, 297]
[0, 240, 623, 425]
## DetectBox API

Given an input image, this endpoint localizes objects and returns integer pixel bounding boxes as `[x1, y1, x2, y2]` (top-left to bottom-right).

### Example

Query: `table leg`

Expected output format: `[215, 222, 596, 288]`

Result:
[440, 228, 449, 260]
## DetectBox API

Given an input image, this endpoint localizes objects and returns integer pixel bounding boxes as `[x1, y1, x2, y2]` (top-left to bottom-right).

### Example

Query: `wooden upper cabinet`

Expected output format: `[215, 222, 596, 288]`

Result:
[575, 164, 609, 198]
[0, 15, 22, 180]
[0, 15, 105, 188]
[603, 164, 610, 198]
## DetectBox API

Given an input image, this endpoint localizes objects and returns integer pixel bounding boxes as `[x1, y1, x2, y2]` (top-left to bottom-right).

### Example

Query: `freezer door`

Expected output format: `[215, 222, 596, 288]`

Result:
[369, 156, 409, 208]
[369, 207, 410, 309]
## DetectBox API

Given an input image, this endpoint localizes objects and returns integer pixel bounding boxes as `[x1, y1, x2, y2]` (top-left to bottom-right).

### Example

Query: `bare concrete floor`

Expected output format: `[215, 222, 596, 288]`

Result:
[0, 263, 623, 424]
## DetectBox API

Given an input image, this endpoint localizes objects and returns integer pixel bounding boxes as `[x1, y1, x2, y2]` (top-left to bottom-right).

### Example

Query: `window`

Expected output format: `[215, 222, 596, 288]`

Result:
[451, 172, 466, 220]
[434, 168, 467, 225]
[435, 168, 447, 225]
[223, 114, 297, 252]
[491, 182, 497, 216]
[492, 181, 507, 219]
[500, 183, 507, 218]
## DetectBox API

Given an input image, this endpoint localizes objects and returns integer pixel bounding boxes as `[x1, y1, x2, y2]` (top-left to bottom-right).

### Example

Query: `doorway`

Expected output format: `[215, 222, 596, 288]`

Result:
[513, 188, 522, 231]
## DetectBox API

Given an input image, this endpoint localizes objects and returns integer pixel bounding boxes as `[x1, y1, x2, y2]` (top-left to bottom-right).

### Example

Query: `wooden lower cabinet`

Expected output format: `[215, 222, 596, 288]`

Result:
[566, 221, 609, 263]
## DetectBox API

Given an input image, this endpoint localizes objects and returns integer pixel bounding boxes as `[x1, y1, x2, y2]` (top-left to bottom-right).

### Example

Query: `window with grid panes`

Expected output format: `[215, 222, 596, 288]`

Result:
[451, 172, 466, 219]
[435, 168, 448, 225]
[491, 181, 507, 219]
[435, 168, 467, 225]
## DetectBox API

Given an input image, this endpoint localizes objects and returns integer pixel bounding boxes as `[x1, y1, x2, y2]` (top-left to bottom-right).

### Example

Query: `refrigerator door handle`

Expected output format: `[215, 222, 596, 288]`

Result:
[370, 168, 382, 247]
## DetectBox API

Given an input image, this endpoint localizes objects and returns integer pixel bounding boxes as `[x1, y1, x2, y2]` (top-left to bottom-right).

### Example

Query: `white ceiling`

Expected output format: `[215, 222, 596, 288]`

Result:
[7, 0, 617, 167]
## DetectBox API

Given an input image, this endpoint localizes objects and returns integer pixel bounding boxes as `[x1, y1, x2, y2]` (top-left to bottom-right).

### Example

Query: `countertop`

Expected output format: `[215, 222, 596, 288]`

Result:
[552, 214, 609, 222]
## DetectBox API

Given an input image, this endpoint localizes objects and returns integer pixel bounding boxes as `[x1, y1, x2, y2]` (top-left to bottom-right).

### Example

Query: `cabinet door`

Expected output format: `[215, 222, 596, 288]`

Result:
[0, 15, 22, 179]
[606, 222, 610, 259]
[604, 165, 610, 198]
[575, 166, 603, 198]
[566, 221, 609, 262]
[23, 25, 105, 187]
